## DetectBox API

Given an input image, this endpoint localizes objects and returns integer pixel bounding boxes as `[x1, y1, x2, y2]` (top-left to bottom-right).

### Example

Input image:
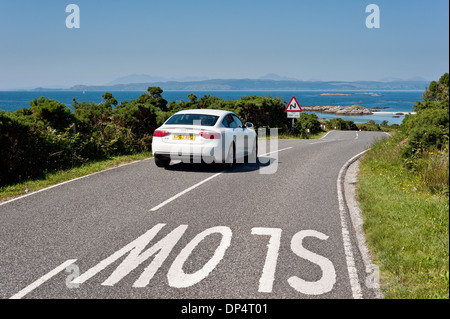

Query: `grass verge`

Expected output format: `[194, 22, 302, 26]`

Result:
[0, 152, 153, 202]
[357, 136, 449, 299]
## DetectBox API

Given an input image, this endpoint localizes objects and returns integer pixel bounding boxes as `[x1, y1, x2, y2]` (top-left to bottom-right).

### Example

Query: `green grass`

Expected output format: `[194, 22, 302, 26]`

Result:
[357, 136, 449, 299]
[0, 152, 153, 202]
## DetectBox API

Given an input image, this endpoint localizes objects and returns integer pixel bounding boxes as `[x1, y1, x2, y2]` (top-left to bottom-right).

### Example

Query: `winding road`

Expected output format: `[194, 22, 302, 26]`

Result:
[0, 130, 388, 300]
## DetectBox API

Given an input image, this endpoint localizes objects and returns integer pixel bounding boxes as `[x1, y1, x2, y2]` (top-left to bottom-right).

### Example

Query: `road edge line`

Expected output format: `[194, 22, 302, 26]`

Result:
[344, 157, 385, 299]
[337, 148, 386, 299]
[337, 150, 367, 299]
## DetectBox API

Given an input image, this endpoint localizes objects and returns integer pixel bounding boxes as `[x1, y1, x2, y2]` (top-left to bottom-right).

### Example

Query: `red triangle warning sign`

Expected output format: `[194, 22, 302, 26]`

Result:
[285, 96, 302, 112]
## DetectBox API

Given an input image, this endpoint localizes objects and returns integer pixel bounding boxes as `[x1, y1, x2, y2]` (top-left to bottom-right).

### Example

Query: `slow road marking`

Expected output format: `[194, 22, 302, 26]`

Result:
[11, 224, 337, 298]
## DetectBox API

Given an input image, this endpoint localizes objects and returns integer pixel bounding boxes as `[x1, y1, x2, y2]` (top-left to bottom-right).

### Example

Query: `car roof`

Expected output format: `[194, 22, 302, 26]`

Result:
[173, 109, 233, 117]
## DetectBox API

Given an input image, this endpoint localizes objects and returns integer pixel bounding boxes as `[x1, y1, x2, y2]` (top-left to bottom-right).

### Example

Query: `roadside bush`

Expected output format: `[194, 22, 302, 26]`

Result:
[29, 97, 75, 132]
[113, 100, 159, 139]
[402, 104, 449, 154]
[294, 113, 322, 136]
[401, 74, 449, 157]
[236, 95, 287, 131]
[0, 91, 164, 186]
[327, 118, 358, 131]
[399, 73, 449, 193]
[0, 111, 82, 185]
[165, 94, 290, 133]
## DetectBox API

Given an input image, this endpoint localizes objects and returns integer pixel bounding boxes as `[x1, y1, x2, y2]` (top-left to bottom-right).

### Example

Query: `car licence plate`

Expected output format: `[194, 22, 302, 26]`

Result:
[172, 134, 195, 141]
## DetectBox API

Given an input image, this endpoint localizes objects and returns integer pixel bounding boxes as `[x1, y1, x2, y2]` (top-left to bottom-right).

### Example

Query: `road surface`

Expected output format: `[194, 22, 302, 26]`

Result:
[0, 131, 388, 300]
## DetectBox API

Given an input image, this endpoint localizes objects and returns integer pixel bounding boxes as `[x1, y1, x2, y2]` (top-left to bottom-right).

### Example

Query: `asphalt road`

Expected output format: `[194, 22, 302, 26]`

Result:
[0, 130, 388, 300]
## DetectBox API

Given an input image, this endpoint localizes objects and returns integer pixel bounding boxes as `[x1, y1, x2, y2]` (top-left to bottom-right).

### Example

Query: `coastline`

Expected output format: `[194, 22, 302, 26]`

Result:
[0, 90, 422, 124]
[301, 105, 373, 115]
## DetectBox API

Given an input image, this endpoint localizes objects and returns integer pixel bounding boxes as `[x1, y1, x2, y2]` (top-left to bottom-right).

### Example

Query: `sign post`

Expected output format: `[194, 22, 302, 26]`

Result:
[284, 96, 302, 133]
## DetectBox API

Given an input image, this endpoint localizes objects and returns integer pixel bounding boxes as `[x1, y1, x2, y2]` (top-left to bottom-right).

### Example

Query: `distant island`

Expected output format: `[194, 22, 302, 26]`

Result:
[302, 105, 373, 115]
[317, 92, 384, 97]
[33, 79, 430, 92]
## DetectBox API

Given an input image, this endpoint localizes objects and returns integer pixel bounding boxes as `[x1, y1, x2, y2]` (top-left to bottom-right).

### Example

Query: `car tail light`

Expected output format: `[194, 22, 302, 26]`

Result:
[153, 130, 169, 137]
[200, 132, 221, 139]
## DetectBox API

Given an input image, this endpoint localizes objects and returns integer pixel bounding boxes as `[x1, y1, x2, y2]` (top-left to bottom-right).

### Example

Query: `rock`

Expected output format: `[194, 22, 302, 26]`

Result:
[301, 105, 373, 115]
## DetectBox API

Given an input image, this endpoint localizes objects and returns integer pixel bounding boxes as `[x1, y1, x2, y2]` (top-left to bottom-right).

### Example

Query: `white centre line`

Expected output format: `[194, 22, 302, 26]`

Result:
[261, 146, 293, 156]
[149, 147, 293, 212]
[309, 140, 333, 145]
[9, 259, 77, 299]
[149, 172, 224, 212]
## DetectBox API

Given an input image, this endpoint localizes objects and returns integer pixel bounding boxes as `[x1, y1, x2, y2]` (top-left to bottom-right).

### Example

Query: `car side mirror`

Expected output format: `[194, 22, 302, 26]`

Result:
[245, 122, 254, 129]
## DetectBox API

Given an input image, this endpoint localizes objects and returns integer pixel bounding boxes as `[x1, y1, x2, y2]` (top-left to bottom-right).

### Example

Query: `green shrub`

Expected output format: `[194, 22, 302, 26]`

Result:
[400, 74, 449, 164]
[399, 73, 449, 192]
[294, 113, 322, 136]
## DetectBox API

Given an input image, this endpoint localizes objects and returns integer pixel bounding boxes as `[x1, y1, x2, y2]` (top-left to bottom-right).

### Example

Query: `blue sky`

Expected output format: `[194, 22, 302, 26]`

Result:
[0, 0, 448, 89]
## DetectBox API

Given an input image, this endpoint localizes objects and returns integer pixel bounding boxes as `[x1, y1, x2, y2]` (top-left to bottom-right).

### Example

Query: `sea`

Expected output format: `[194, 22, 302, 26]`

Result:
[0, 90, 424, 125]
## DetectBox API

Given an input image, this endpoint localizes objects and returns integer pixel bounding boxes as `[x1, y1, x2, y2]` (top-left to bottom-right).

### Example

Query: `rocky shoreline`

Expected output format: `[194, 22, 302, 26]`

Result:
[318, 92, 383, 97]
[301, 105, 373, 115]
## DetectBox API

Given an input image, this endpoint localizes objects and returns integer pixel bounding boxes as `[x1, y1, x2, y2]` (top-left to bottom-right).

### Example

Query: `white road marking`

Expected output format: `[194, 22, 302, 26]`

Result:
[0, 158, 153, 208]
[251, 227, 282, 293]
[104, 224, 188, 287]
[309, 140, 333, 145]
[167, 226, 232, 288]
[149, 172, 224, 212]
[149, 147, 293, 212]
[259, 146, 293, 156]
[9, 259, 77, 299]
[336, 150, 368, 299]
[287, 230, 336, 295]
[319, 131, 333, 140]
[11, 223, 339, 297]
[344, 156, 384, 298]
[70, 223, 187, 287]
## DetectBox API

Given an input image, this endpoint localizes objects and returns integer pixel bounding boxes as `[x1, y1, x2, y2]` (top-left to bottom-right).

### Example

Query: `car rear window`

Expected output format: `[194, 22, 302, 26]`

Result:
[165, 114, 219, 126]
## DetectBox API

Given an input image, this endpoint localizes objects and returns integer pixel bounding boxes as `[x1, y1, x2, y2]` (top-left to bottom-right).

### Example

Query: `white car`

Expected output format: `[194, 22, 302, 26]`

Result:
[152, 109, 257, 169]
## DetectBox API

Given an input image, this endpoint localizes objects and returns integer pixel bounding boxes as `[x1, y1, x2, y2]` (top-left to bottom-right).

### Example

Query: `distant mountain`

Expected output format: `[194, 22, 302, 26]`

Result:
[68, 78, 430, 92]
[107, 74, 162, 85]
[406, 76, 428, 82]
[379, 76, 429, 82]
[259, 73, 298, 81]
[107, 74, 209, 85]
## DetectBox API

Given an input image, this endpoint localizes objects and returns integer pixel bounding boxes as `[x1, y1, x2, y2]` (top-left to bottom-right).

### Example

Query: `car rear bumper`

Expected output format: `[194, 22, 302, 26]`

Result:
[154, 152, 218, 164]
[152, 140, 225, 163]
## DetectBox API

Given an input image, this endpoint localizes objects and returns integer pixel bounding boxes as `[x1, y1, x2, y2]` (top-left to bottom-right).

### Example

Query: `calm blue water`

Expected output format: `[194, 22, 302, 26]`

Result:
[0, 90, 423, 125]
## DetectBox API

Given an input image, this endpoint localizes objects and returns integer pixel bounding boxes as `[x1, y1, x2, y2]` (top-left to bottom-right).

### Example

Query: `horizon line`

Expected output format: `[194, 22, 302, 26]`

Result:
[1, 77, 436, 91]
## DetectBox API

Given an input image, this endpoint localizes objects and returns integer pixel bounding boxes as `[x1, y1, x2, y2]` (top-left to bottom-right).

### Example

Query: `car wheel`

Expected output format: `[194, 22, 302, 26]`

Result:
[224, 143, 235, 170]
[155, 157, 170, 168]
[247, 137, 258, 164]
